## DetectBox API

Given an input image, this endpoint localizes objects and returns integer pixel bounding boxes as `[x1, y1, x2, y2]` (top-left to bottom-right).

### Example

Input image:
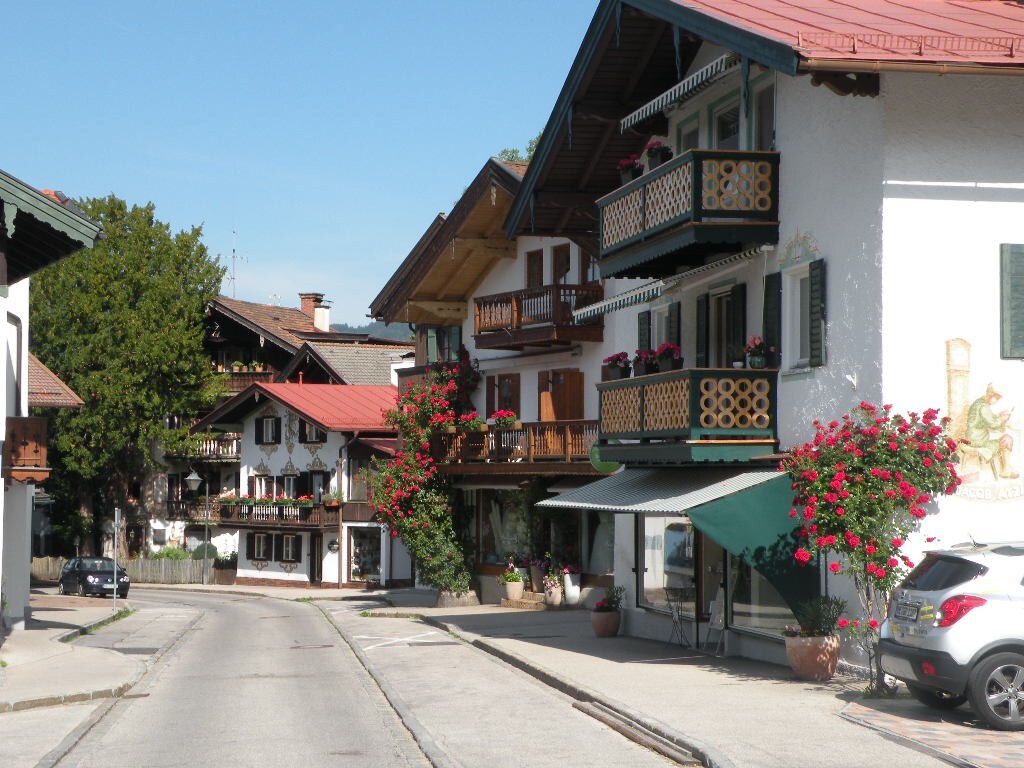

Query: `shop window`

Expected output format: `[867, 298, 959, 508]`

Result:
[727, 554, 795, 637]
[582, 510, 614, 574]
[349, 528, 381, 581]
[639, 516, 698, 615]
[477, 489, 530, 566]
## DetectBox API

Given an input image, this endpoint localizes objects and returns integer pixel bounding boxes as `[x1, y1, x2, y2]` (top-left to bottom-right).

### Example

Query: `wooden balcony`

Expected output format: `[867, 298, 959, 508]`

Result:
[4, 416, 49, 483]
[223, 370, 275, 393]
[597, 150, 780, 278]
[167, 500, 340, 528]
[435, 420, 601, 476]
[473, 284, 604, 350]
[596, 368, 779, 465]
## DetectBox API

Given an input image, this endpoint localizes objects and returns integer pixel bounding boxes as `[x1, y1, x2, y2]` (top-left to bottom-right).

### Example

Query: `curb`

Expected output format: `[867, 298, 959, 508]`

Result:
[317, 604, 459, 768]
[412, 612, 737, 768]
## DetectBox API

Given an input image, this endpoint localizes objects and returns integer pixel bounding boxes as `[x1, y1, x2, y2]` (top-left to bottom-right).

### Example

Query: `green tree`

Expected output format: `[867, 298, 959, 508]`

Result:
[497, 130, 542, 163]
[30, 195, 225, 553]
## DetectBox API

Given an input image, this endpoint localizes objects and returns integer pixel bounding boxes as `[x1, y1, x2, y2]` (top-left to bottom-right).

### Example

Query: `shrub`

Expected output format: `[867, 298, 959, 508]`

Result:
[151, 546, 188, 560]
[191, 542, 218, 560]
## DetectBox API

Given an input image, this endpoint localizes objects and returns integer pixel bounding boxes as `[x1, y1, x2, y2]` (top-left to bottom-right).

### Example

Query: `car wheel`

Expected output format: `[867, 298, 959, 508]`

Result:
[76, 580, 85, 597]
[57, 581, 65, 595]
[967, 652, 1024, 731]
[907, 683, 966, 710]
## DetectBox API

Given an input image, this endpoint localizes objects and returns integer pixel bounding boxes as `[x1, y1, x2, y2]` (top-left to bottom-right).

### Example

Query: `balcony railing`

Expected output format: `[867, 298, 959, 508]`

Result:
[597, 149, 780, 261]
[224, 370, 275, 393]
[596, 368, 778, 464]
[166, 433, 241, 460]
[435, 420, 598, 464]
[4, 416, 49, 482]
[166, 501, 340, 528]
[473, 284, 604, 349]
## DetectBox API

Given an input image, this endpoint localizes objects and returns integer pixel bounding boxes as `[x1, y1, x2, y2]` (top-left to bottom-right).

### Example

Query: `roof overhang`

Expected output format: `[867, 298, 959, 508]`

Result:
[207, 299, 300, 354]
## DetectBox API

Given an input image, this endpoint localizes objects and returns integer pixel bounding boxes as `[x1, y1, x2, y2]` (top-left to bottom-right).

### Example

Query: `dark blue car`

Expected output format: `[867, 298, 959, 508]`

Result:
[58, 557, 130, 598]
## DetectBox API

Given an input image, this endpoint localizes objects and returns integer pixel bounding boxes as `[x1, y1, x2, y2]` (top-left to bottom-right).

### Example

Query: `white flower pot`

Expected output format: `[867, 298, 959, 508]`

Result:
[562, 573, 581, 605]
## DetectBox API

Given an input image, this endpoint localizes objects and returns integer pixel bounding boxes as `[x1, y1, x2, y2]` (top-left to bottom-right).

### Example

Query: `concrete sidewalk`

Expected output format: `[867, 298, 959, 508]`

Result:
[3, 583, 1021, 767]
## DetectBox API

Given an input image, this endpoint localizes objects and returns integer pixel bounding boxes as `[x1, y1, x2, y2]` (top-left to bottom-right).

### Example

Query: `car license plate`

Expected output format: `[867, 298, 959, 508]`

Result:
[102, 583, 116, 589]
[880, 653, 917, 681]
[894, 602, 919, 621]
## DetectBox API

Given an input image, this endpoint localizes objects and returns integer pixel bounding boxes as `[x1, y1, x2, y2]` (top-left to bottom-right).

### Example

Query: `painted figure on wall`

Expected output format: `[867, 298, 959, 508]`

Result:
[965, 384, 1018, 480]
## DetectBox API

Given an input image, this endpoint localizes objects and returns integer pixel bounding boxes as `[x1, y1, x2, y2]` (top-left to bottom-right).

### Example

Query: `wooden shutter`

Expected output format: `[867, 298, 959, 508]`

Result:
[485, 375, 495, 418]
[763, 272, 782, 367]
[271, 417, 282, 444]
[245, 532, 254, 561]
[637, 310, 652, 352]
[538, 370, 554, 421]
[695, 294, 709, 367]
[526, 250, 543, 288]
[498, 373, 521, 414]
[808, 259, 826, 367]
[247, 475, 256, 496]
[552, 369, 584, 421]
[1001, 245, 1024, 358]
[273, 534, 284, 562]
[667, 301, 681, 348]
[727, 282, 747, 359]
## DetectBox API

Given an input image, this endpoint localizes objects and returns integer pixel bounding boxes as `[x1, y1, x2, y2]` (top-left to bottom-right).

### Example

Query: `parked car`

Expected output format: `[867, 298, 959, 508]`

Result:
[57, 557, 130, 599]
[879, 542, 1024, 730]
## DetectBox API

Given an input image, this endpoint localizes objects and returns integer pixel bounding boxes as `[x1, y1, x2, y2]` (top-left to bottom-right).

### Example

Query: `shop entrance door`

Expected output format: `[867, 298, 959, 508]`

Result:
[309, 533, 323, 583]
[348, 527, 382, 584]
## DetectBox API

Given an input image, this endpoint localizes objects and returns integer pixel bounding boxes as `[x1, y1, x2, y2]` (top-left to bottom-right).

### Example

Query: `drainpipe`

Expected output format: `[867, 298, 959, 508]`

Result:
[7, 312, 23, 416]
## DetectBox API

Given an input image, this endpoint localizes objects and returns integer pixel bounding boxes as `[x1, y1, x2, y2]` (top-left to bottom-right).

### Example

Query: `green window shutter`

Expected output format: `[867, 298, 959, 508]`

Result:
[637, 310, 652, 351]
[1001, 244, 1024, 358]
[273, 534, 284, 562]
[451, 325, 463, 358]
[808, 259, 826, 367]
[695, 294, 709, 367]
[763, 272, 782, 368]
[245, 532, 254, 561]
[485, 375, 496, 418]
[727, 282, 747, 356]
[667, 301, 681, 347]
[272, 417, 282, 445]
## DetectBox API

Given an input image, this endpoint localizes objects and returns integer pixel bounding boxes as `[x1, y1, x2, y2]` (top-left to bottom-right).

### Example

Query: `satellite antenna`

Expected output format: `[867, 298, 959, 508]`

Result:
[224, 229, 247, 298]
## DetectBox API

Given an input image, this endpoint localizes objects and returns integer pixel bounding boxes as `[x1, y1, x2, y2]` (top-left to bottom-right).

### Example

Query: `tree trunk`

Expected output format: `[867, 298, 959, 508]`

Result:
[76, 486, 96, 555]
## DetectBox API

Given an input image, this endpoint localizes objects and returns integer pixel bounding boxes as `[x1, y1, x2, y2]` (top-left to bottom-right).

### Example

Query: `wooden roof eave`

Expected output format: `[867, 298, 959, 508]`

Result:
[504, 0, 798, 239]
[207, 300, 301, 354]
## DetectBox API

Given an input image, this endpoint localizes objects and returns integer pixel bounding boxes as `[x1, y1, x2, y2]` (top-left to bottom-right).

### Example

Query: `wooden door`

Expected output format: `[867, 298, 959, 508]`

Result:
[538, 369, 583, 422]
[309, 533, 323, 583]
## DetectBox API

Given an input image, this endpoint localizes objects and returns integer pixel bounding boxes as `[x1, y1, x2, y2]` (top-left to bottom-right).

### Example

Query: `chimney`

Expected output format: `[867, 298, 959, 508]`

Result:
[314, 305, 330, 332]
[298, 292, 324, 317]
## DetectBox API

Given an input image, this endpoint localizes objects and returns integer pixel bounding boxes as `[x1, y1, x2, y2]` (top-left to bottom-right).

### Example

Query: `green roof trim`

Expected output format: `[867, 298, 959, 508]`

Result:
[0, 170, 102, 247]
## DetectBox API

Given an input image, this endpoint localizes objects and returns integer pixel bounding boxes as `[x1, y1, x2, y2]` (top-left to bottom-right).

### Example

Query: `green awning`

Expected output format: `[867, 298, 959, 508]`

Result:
[538, 468, 816, 612]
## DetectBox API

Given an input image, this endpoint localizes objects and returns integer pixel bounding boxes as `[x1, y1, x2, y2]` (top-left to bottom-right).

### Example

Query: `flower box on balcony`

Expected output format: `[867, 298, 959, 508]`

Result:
[645, 142, 673, 170]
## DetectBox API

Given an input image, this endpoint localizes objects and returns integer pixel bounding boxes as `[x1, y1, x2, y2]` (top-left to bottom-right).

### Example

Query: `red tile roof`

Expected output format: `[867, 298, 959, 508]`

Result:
[673, 0, 1024, 66]
[354, 437, 399, 456]
[28, 353, 83, 409]
[254, 383, 396, 431]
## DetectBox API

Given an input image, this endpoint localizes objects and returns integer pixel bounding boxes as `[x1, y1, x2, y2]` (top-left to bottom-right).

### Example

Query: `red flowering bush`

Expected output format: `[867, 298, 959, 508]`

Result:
[489, 409, 518, 428]
[366, 359, 478, 594]
[782, 402, 961, 688]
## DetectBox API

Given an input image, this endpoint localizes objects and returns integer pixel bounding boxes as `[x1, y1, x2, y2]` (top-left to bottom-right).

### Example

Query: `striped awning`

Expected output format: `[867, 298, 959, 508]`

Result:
[621, 54, 740, 132]
[536, 467, 785, 515]
[572, 280, 667, 321]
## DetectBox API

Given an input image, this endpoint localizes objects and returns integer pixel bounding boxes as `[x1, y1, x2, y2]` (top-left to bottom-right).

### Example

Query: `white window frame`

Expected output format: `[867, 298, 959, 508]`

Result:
[708, 284, 733, 368]
[282, 476, 298, 498]
[712, 99, 741, 150]
[254, 533, 271, 561]
[258, 417, 276, 444]
[651, 304, 671, 348]
[282, 534, 300, 563]
[782, 264, 811, 370]
[676, 113, 700, 154]
[752, 81, 775, 151]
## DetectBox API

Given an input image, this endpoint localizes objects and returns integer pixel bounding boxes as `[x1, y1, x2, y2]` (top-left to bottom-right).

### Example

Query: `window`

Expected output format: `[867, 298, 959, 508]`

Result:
[254, 533, 271, 561]
[553, 244, 571, 285]
[580, 250, 600, 284]
[256, 416, 281, 445]
[282, 475, 298, 498]
[639, 516, 698, 616]
[754, 84, 775, 151]
[349, 456, 370, 501]
[281, 534, 300, 563]
[728, 553, 796, 636]
[299, 420, 326, 444]
[1001, 244, 1024, 358]
[781, 259, 826, 369]
[677, 116, 700, 153]
[526, 249, 544, 288]
[425, 326, 461, 364]
[713, 102, 740, 150]
[696, 285, 745, 367]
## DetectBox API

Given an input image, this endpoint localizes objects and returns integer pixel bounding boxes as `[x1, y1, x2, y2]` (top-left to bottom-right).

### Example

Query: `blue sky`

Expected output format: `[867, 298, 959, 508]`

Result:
[4, 2, 595, 325]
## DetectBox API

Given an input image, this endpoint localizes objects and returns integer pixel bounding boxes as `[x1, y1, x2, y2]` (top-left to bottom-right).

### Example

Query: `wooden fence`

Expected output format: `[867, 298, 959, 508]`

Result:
[32, 556, 210, 584]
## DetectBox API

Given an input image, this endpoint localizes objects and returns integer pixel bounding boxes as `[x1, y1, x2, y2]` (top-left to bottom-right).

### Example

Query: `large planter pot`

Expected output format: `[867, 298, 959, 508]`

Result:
[603, 364, 631, 380]
[504, 580, 525, 601]
[634, 362, 659, 377]
[591, 610, 621, 637]
[785, 635, 841, 681]
[544, 586, 563, 607]
[747, 354, 767, 369]
[619, 166, 643, 185]
[435, 590, 482, 608]
[562, 573, 581, 606]
[529, 565, 545, 593]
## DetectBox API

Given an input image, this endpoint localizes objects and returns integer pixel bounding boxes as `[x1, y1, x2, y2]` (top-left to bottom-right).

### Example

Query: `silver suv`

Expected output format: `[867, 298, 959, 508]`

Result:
[879, 542, 1024, 731]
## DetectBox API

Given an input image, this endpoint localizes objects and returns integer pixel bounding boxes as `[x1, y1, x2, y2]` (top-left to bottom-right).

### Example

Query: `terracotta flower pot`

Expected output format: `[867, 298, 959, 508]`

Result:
[784, 635, 841, 681]
[591, 610, 621, 637]
[504, 580, 525, 601]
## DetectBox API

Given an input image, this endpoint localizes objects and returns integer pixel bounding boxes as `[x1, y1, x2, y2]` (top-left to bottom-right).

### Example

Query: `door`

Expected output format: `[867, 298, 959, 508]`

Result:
[537, 369, 584, 458]
[309, 533, 323, 583]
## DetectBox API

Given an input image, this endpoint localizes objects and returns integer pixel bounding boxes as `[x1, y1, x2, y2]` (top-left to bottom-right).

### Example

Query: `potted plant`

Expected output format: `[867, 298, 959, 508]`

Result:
[253, 361, 265, 372]
[783, 595, 847, 681]
[617, 154, 643, 185]
[744, 335, 774, 369]
[458, 410, 486, 431]
[602, 352, 632, 380]
[561, 563, 581, 606]
[295, 494, 315, 508]
[645, 140, 673, 169]
[321, 491, 341, 509]
[591, 585, 625, 637]
[490, 409, 519, 429]
[632, 349, 658, 376]
[727, 342, 746, 369]
[528, 554, 549, 593]
[231, 360, 245, 372]
[497, 562, 525, 601]
[655, 342, 683, 372]
[542, 569, 563, 607]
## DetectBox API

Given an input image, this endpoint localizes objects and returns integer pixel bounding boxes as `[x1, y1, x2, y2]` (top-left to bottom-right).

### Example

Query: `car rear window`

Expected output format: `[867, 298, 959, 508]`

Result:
[900, 554, 986, 591]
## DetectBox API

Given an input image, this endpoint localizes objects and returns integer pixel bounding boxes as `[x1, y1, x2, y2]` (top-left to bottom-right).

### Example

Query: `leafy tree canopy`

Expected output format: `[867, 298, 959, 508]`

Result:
[31, 195, 225, 543]
[497, 130, 542, 163]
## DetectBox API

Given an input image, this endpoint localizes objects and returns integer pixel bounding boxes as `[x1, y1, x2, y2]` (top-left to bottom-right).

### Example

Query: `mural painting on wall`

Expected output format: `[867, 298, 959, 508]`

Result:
[946, 339, 1022, 500]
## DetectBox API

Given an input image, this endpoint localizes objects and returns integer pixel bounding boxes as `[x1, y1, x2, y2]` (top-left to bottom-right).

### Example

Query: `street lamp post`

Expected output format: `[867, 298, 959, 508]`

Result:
[184, 469, 209, 585]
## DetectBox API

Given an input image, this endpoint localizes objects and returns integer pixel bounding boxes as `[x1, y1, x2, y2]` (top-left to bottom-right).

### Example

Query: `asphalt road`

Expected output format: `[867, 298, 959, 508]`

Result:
[57, 589, 429, 768]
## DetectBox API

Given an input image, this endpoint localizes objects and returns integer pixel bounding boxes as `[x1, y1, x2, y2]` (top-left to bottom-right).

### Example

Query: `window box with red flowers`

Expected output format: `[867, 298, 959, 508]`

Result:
[616, 154, 643, 185]
[602, 352, 632, 380]
[644, 140, 673, 169]
[655, 342, 683, 372]
[489, 409, 520, 430]
[632, 349, 658, 376]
